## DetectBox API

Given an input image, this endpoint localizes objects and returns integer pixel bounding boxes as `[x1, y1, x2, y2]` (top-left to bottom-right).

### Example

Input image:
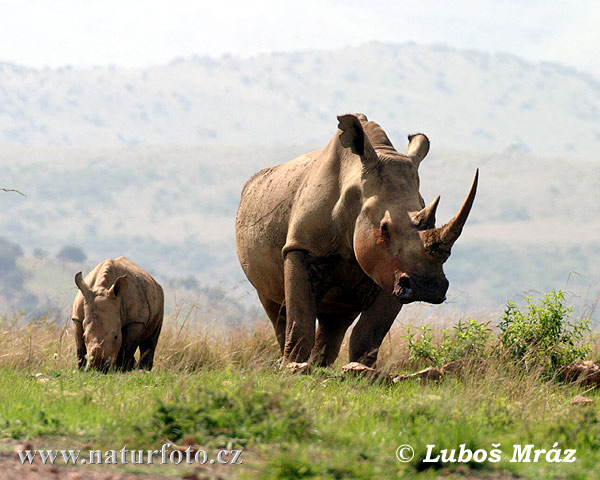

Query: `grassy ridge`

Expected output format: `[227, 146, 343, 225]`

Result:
[0, 312, 598, 479]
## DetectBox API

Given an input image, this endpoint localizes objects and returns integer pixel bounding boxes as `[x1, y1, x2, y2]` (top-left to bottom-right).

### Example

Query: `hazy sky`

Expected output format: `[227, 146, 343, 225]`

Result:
[1, 0, 599, 78]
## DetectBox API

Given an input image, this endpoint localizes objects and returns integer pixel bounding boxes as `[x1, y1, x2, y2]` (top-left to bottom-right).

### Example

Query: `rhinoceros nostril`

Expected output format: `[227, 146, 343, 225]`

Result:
[393, 275, 412, 297]
[89, 346, 100, 356]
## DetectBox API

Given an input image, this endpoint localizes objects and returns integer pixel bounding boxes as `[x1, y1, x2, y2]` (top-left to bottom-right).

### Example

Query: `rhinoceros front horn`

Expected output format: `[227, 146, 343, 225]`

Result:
[438, 169, 479, 247]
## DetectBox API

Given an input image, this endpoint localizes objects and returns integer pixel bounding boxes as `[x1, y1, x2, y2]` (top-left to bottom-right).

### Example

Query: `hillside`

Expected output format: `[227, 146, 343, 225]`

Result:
[1, 42, 599, 156]
[1, 143, 599, 318]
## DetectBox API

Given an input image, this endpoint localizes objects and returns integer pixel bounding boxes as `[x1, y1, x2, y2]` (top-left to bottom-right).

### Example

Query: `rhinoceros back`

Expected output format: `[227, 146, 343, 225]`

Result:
[236, 153, 316, 302]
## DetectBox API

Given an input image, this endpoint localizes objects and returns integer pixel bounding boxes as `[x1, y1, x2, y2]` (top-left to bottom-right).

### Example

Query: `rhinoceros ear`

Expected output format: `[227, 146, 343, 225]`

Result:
[337, 114, 378, 169]
[406, 133, 430, 168]
[75, 272, 94, 300]
[108, 275, 128, 298]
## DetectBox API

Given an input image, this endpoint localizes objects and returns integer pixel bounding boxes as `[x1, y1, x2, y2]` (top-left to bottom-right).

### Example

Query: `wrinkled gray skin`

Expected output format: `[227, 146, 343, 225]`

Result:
[236, 114, 478, 367]
[72, 256, 164, 371]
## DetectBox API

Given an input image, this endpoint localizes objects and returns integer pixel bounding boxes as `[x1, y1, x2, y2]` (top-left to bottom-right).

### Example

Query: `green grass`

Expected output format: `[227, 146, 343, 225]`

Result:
[0, 295, 598, 479]
[0, 362, 598, 479]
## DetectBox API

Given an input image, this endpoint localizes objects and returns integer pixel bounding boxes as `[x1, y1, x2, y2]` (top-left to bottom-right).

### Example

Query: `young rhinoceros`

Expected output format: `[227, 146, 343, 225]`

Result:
[71, 256, 164, 371]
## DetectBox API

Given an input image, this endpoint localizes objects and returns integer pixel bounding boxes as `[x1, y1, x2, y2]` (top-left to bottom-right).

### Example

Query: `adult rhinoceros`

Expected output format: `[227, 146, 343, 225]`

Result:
[236, 114, 477, 368]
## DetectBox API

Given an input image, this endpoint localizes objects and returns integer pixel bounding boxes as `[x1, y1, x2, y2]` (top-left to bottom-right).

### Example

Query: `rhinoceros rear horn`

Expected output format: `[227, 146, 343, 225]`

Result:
[410, 195, 440, 229]
[337, 114, 377, 169]
[438, 169, 479, 247]
[406, 133, 430, 168]
[75, 271, 94, 300]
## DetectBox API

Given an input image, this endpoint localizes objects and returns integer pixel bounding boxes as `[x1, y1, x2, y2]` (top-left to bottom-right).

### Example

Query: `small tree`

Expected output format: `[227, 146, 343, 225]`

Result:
[0, 237, 27, 295]
[56, 245, 87, 263]
[0, 237, 23, 271]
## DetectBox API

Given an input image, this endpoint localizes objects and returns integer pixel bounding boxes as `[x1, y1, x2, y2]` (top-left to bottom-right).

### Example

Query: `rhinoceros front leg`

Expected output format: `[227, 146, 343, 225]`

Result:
[282, 250, 318, 363]
[72, 319, 86, 369]
[311, 311, 359, 367]
[349, 292, 401, 367]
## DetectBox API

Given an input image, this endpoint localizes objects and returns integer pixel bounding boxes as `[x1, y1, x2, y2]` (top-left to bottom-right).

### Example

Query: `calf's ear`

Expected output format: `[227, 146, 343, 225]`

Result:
[109, 275, 128, 298]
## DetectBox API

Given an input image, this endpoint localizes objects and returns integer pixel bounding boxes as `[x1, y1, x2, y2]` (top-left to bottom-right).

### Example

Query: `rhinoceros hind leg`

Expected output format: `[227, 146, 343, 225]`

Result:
[139, 319, 163, 371]
[258, 294, 286, 354]
[349, 292, 401, 367]
[311, 311, 359, 367]
[282, 250, 318, 363]
[116, 347, 136, 372]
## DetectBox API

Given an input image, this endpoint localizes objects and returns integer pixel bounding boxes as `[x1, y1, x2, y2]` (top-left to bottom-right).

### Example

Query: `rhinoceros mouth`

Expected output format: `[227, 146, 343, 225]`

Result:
[392, 272, 448, 304]
[86, 354, 116, 373]
[86, 361, 112, 373]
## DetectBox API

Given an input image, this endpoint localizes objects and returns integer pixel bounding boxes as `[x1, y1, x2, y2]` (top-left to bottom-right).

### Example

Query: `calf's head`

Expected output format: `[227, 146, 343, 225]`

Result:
[74, 272, 128, 370]
[338, 114, 477, 304]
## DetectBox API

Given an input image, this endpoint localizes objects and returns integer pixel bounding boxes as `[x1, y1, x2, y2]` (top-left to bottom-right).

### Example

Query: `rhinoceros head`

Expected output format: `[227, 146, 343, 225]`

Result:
[74, 272, 128, 370]
[338, 114, 477, 305]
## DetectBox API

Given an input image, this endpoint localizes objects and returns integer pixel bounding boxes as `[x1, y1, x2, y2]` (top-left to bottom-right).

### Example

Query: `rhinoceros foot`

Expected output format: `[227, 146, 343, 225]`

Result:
[282, 361, 310, 375]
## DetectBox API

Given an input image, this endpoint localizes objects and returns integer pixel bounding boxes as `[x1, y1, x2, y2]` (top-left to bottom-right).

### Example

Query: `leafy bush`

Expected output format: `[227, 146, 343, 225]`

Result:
[405, 290, 590, 373]
[404, 324, 439, 365]
[498, 290, 590, 372]
[440, 319, 493, 362]
[405, 319, 492, 366]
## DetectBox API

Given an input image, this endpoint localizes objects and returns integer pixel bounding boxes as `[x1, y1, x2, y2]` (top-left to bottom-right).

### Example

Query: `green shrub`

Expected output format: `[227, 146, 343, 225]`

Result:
[440, 318, 493, 363]
[498, 290, 590, 372]
[404, 324, 440, 365]
[405, 290, 591, 374]
[405, 319, 492, 366]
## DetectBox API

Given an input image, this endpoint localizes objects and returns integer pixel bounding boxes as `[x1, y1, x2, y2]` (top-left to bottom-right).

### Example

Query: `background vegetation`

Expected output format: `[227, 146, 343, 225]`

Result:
[1, 42, 600, 320]
[1, 142, 599, 321]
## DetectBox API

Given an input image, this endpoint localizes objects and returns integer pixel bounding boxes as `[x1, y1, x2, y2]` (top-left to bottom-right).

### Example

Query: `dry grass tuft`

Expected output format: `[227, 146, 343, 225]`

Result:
[0, 308, 281, 372]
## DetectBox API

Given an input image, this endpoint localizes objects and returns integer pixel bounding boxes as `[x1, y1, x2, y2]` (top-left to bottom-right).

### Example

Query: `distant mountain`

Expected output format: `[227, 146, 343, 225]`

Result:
[1, 42, 599, 156]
